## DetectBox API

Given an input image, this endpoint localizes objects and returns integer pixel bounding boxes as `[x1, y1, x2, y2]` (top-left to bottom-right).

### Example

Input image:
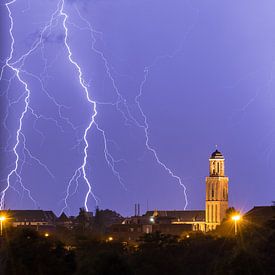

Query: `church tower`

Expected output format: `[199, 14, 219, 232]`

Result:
[205, 149, 228, 231]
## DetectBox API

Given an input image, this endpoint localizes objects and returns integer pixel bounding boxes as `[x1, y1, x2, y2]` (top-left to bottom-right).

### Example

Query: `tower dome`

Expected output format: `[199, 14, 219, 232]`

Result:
[210, 149, 224, 159]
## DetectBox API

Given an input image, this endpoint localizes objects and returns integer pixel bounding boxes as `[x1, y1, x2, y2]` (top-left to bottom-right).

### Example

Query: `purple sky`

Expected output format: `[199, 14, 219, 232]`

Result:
[1, 0, 275, 217]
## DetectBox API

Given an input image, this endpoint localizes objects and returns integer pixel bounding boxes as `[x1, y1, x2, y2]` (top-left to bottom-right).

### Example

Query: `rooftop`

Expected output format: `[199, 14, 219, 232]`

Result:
[144, 210, 205, 222]
[0, 210, 57, 223]
[210, 149, 224, 159]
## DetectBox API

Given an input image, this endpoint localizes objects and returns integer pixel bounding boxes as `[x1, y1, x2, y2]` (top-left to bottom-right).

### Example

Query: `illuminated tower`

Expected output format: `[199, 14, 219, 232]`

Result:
[205, 149, 228, 231]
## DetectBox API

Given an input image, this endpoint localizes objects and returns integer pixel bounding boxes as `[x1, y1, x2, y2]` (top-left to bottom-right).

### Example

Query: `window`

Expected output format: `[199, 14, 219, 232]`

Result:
[212, 162, 215, 175]
[223, 187, 227, 200]
[215, 205, 218, 222]
[211, 204, 214, 222]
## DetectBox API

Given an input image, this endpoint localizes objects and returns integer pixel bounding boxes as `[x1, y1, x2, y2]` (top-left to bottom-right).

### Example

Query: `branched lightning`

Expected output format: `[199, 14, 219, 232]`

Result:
[1, 0, 199, 212]
[0, 0, 68, 209]
[60, 0, 105, 212]
[74, 6, 199, 210]
[1, 0, 127, 213]
[134, 1, 200, 210]
[135, 65, 188, 209]
[60, 1, 128, 214]
[0, 0, 36, 209]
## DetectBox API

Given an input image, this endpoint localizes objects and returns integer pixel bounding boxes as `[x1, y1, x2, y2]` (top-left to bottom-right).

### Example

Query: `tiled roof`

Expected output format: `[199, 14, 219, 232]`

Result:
[244, 206, 275, 224]
[0, 210, 55, 223]
[44, 211, 57, 221]
[57, 212, 69, 222]
[144, 210, 205, 222]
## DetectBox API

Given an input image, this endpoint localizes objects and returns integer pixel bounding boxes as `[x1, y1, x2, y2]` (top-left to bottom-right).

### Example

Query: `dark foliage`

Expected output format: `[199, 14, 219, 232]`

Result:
[0, 218, 275, 275]
[0, 228, 76, 275]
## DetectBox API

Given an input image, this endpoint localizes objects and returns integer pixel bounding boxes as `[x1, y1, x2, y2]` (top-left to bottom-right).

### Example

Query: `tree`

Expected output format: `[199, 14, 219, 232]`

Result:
[75, 207, 92, 233]
[224, 207, 239, 220]
[93, 207, 123, 235]
[75, 237, 130, 275]
[0, 228, 75, 275]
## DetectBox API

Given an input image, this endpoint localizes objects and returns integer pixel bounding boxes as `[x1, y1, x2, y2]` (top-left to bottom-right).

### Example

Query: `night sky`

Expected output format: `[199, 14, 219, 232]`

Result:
[1, 0, 275, 217]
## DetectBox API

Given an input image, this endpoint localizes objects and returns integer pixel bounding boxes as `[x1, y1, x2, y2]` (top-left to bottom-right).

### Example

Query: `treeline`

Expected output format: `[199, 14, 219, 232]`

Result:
[0, 218, 275, 275]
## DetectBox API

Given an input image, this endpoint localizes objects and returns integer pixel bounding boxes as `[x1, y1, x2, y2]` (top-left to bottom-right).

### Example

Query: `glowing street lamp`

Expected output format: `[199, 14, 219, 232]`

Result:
[107, 236, 113, 242]
[231, 215, 241, 236]
[0, 216, 6, 236]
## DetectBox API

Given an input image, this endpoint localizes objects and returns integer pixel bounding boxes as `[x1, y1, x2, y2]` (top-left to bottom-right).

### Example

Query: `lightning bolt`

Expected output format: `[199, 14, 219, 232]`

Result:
[74, 6, 194, 210]
[0, 0, 68, 209]
[1, 0, 198, 212]
[0, 0, 36, 209]
[60, 0, 118, 213]
[1, 0, 126, 213]
[135, 64, 188, 209]
[132, 1, 200, 210]
[60, 1, 131, 214]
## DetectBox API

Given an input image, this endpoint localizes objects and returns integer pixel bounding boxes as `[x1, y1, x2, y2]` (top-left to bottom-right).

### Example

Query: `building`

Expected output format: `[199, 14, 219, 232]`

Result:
[145, 210, 205, 231]
[0, 209, 57, 234]
[109, 149, 229, 240]
[244, 206, 275, 225]
[205, 149, 228, 231]
[153, 149, 228, 232]
[56, 212, 74, 229]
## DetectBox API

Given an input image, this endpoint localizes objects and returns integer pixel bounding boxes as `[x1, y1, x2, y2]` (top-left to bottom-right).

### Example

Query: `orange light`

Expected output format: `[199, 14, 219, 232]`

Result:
[231, 215, 241, 221]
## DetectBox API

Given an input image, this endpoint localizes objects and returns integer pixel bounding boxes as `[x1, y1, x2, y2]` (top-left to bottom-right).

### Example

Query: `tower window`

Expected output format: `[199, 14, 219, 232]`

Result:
[223, 187, 228, 200]
[212, 162, 215, 175]
[211, 204, 214, 222]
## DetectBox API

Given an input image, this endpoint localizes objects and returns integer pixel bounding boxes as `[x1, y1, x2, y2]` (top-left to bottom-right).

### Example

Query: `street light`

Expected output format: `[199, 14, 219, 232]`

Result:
[0, 216, 6, 236]
[232, 215, 241, 236]
[106, 236, 113, 242]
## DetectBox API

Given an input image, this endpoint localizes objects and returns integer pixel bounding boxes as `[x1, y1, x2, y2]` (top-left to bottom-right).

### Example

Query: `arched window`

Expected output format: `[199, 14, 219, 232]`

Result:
[212, 162, 215, 175]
